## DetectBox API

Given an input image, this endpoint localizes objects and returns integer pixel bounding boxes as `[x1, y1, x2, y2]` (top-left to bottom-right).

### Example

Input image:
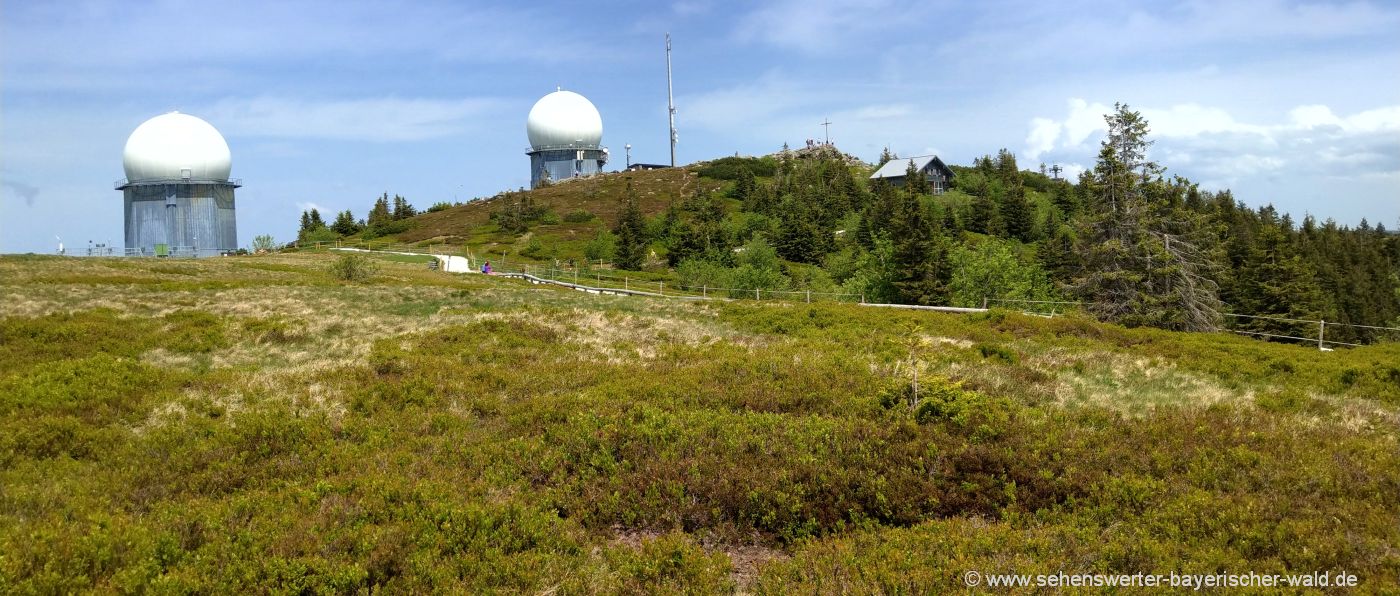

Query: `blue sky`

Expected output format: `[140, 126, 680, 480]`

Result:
[3, 0, 1398, 253]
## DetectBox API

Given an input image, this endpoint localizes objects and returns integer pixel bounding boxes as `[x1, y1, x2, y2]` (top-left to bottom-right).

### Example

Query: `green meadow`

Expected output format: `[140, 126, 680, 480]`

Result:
[2, 253, 1397, 593]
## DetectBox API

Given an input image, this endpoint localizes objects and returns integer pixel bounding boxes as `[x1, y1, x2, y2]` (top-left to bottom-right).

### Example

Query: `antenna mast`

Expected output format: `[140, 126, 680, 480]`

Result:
[666, 33, 677, 167]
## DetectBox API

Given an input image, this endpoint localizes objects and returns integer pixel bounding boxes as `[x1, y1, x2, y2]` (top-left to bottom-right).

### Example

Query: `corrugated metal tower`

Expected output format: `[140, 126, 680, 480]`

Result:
[526, 89, 608, 189]
[117, 112, 240, 257]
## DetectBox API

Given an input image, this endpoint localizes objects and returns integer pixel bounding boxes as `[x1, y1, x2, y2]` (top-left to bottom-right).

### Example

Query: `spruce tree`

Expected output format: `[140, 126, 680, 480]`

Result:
[368, 193, 392, 227]
[889, 182, 948, 304]
[1237, 221, 1327, 338]
[1000, 188, 1034, 242]
[613, 181, 648, 270]
[733, 167, 756, 203]
[332, 210, 359, 235]
[876, 146, 897, 169]
[968, 194, 997, 235]
[776, 192, 828, 264]
[391, 195, 416, 220]
[903, 160, 930, 197]
[1070, 103, 1221, 331]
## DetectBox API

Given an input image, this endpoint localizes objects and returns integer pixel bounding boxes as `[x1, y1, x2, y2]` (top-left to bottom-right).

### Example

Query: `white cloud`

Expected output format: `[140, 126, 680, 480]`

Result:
[296, 202, 332, 215]
[1063, 99, 1112, 148]
[203, 96, 503, 142]
[1025, 117, 1061, 161]
[1140, 104, 1269, 138]
[1025, 99, 1400, 190]
[1059, 163, 1087, 181]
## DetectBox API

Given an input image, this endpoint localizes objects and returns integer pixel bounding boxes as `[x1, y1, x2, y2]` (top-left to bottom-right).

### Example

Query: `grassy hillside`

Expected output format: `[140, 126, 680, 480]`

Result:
[2, 253, 1398, 592]
[392, 167, 722, 258]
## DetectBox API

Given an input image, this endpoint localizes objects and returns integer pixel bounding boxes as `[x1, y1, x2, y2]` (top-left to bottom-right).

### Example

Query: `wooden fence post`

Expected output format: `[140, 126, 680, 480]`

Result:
[1319, 320, 1326, 350]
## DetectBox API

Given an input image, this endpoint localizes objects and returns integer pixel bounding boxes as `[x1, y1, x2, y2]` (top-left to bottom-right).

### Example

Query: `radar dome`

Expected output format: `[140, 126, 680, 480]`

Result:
[122, 112, 232, 183]
[526, 90, 603, 150]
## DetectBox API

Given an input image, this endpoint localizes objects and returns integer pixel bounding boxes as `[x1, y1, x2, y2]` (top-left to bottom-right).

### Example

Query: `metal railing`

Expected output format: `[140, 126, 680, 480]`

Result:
[114, 177, 243, 189]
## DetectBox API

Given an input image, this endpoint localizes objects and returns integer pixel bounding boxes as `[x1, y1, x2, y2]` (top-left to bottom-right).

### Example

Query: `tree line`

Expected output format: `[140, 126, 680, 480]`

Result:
[296, 193, 421, 243]
[601, 105, 1399, 342]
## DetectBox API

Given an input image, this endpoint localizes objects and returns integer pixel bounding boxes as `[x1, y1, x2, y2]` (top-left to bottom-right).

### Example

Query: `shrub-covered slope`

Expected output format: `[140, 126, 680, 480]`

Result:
[1, 253, 1397, 592]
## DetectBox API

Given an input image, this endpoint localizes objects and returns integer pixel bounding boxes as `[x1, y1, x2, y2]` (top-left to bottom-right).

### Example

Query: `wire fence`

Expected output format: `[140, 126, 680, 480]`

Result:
[1219, 312, 1399, 349]
[297, 243, 1400, 350]
[501, 265, 866, 304]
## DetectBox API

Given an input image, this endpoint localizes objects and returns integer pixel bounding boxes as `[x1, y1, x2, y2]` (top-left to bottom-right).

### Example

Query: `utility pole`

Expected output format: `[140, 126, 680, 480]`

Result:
[666, 33, 677, 167]
[821, 118, 832, 145]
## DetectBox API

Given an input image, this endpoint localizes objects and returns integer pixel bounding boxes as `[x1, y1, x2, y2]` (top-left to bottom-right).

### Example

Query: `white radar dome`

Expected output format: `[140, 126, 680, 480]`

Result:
[122, 112, 232, 183]
[526, 90, 603, 150]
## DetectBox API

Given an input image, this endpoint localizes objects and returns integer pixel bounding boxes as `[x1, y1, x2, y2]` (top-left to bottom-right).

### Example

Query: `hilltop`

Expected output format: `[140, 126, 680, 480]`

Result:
[398, 166, 721, 247]
[2, 252, 1399, 591]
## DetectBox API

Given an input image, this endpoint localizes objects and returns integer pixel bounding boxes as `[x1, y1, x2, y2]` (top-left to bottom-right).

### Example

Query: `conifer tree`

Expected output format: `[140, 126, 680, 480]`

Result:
[889, 182, 948, 304]
[1070, 103, 1221, 331]
[776, 192, 828, 264]
[858, 181, 900, 249]
[968, 193, 998, 235]
[1237, 221, 1327, 338]
[331, 210, 360, 235]
[903, 160, 930, 197]
[1000, 188, 1034, 242]
[733, 167, 756, 203]
[368, 193, 392, 227]
[613, 181, 648, 270]
[876, 146, 897, 169]
[391, 195, 416, 220]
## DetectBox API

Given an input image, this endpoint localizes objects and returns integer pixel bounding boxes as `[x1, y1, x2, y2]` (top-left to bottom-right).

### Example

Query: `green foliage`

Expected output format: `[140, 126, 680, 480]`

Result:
[584, 229, 617, 263]
[300, 227, 341, 244]
[367, 193, 392, 227]
[391, 195, 417, 220]
[1071, 104, 1222, 331]
[426, 201, 455, 213]
[0, 309, 226, 378]
[563, 209, 596, 223]
[519, 237, 556, 260]
[675, 237, 790, 298]
[331, 210, 361, 235]
[947, 237, 1057, 308]
[696, 155, 778, 180]
[613, 182, 648, 270]
[603, 533, 733, 593]
[840, 234, 898, 304]
[490, 192, 550, 235]
[251, 234, 277, 252]
[329, 252, 379, 282]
